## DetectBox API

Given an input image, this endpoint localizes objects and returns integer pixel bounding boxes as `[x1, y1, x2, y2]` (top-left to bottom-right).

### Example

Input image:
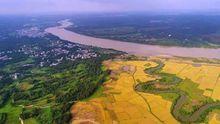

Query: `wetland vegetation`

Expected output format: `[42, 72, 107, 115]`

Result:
[136, 60, 220, 123]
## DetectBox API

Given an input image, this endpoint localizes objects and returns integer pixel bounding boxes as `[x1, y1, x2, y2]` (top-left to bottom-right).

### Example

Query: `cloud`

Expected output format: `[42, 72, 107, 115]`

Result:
[0, 0, 122, 14]
[0, 0, 220, 14]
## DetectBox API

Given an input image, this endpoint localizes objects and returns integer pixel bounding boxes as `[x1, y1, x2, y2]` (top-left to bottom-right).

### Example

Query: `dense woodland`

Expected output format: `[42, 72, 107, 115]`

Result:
[0, 37, 119, 123]
[0, 16, 121, 124]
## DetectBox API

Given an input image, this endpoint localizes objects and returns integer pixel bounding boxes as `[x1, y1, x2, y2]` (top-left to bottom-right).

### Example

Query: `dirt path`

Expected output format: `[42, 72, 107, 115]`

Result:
[19, 117, 24, 124]
[132, 66, 164, 123]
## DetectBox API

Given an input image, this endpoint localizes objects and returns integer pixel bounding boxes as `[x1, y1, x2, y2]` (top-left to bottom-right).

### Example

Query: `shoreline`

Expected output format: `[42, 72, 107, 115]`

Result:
[45, 20, 220, 59]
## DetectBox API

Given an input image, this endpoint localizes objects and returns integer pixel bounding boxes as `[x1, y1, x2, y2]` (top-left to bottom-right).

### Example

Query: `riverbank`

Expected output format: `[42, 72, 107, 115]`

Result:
[45, 20, 220, 59]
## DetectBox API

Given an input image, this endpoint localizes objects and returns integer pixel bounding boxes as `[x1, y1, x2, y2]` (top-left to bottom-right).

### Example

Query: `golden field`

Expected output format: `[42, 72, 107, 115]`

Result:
[162, 58, 220, 100]
[71, 60, 177, 124]
[71, 57, 220, 124]
[209, 113, 220, 124]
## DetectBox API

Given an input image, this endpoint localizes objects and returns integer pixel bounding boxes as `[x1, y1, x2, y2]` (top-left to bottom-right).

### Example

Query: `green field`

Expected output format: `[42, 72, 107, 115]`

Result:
[0, 101, 22, 124]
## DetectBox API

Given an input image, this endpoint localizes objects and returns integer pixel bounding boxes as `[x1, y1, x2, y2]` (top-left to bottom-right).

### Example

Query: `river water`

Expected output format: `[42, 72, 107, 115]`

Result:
[45, 20, 220, 59]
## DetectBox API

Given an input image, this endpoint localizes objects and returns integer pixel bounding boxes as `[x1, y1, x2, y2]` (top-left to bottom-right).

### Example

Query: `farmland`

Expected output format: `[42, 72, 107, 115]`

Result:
[162, 59, 220, 100]
[71, 59, 176, 123]
[69, 15, 220, 48]
[1, 15, 220, 124]
[71, 57, 220, 123]
[0, 16, 122, 123]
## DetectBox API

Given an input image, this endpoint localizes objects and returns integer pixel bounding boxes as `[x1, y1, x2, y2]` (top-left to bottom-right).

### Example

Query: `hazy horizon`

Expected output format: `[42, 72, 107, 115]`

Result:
[1, 0, 220, 15]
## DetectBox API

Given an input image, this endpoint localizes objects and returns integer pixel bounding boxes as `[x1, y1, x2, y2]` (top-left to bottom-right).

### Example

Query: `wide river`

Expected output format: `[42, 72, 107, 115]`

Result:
[45, 20, 220, 59]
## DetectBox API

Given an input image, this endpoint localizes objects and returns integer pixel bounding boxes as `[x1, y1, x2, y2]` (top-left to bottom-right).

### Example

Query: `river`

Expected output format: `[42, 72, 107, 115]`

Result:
[45, 20, 220, 59]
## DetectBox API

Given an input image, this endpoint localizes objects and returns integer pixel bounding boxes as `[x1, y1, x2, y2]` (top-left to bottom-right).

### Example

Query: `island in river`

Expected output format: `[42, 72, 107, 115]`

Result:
[45, 19, 220, 59]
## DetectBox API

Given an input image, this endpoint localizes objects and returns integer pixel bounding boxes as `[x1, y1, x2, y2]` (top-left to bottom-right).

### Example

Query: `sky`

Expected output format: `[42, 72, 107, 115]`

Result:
[1, 0, 220, 14]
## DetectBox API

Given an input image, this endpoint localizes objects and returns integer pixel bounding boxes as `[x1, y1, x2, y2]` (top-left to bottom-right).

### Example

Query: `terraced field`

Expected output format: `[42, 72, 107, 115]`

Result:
[71, 58, 220, 124]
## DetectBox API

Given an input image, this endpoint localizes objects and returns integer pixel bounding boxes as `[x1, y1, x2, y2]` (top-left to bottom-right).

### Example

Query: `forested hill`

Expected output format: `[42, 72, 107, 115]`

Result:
[0, 16, 122, 124]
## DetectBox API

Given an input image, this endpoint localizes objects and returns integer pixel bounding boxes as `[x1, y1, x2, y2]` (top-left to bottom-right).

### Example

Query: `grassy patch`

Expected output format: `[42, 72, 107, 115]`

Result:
[177, 78, 205, 100]
[0, 101, 22, 124]
[18, 82, 33, 91]
[160, 93, 179, 102]
[31, 67, 49, 74]
[24, 118, 39, 124]
[159, 73, 182, 84]
[3, 58, 34, 72]
[32, 94, 55, 107]
[37, 107, 53, 124]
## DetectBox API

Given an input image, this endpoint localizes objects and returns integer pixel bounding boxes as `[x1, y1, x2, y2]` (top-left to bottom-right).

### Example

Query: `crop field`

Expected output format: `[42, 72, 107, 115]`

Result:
[71, 58, 220, 124]
[71, 60, 177, 124]
[209, 111, 220, 124]
[162, 59, 220, 100]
